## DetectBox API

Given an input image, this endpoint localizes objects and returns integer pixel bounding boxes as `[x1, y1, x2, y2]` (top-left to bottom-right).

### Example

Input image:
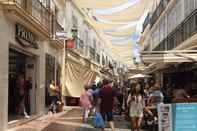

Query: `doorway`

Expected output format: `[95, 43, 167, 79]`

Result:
[8, 48, 37, 121]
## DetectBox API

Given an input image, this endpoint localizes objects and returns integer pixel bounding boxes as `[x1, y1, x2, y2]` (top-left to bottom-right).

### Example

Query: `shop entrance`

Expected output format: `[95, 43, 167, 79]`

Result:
[8, 48, 37, 121]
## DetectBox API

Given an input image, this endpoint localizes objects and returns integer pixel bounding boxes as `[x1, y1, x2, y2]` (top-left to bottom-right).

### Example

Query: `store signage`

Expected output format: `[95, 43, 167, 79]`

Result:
[158, 104, 173, 131]
[66, 39, 75, 49]
[173, 103, 197, 131]
[15, 24, 38, 49]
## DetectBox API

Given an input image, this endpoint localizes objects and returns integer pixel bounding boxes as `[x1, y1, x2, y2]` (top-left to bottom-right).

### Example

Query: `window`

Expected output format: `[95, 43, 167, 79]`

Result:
[102, 54, 105, 65]
[72, 14, 78, 29]
[93, 39, 97, 51]
[84, 30, 89, 56]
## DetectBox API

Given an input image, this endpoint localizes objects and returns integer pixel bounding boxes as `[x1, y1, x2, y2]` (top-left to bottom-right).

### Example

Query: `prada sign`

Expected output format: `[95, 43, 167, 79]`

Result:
[15, 24, 38, 49]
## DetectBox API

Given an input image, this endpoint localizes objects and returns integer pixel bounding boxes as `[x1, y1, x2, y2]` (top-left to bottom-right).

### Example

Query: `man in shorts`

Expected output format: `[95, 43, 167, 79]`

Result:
[99, 79, 116, 131]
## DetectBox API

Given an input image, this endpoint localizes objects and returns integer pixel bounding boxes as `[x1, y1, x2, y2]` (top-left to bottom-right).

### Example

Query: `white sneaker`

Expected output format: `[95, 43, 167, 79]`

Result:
[24, 111, 30, 119]
[25, 115, 30, 119]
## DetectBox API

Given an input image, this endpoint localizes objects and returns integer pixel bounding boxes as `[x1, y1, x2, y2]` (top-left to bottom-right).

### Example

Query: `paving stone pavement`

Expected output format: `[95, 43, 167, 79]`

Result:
[7, 107, 149, 131]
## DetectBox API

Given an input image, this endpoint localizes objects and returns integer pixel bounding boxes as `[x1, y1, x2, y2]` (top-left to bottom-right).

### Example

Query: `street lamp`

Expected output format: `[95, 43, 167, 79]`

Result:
[56, 31, 72, 105]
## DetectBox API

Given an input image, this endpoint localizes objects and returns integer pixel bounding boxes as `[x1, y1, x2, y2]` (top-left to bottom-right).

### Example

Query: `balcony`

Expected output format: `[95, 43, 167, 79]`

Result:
[0, 0, 51, 37]
[50, 17, 65, 49]
[150, 0, 171, 28]
[153, 8, 197, 51]
[75, 37, 84, 54]
[52, 15, 64, 38]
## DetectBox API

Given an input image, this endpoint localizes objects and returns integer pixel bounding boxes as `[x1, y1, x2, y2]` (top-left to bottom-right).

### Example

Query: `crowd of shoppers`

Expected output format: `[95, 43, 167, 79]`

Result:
[79, 78, 165, 131]
[80, 79, 117, 131]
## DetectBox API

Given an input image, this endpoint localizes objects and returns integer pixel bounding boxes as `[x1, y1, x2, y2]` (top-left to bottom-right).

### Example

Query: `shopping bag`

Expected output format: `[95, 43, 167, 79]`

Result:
[93, 112, 105, 128]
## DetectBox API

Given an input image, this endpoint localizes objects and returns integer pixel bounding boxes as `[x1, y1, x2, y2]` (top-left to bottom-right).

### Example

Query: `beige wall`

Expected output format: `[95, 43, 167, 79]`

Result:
[0, 11, 9, 131]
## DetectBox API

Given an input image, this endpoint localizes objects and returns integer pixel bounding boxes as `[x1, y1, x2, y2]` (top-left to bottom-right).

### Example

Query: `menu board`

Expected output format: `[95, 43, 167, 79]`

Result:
[158, 104, 173, 131]
[173, 103, 197, 131]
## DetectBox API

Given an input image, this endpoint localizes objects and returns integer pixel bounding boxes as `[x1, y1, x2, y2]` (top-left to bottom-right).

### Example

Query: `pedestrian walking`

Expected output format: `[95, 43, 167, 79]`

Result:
[17, 74, 30, 118]
[127, 84, 145, 131]
[148, 82, 164, 106]
[99, 79, 116, 131]
[80, 85, 93, 123]
[49, 80, 59, 114]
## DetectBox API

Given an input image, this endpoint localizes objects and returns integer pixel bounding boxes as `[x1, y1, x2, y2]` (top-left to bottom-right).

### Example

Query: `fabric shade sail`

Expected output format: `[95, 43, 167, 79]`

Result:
[104, 28, 136, 37]
[94, 0, 153, 22]
[62, 59, 98, 97]
[72, 0, 155, 68]
[86, 18, 131, 30]
[73, 0, 128, 9]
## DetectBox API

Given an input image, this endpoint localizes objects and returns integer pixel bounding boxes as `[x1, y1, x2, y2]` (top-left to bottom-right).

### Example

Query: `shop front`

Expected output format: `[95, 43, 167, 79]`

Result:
[8, 48, 37, 121]
[163, 62, 197, 103]
[0, 19, 50, 131]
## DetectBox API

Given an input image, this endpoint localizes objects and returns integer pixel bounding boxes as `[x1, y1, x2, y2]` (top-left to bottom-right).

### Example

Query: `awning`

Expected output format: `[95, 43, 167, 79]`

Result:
[62, 59, 98, 97]
[94, 0, 153, 22]
[72, 0, 155, 67]
[73, 0, 128, 9]
[141, 50, 197, 63]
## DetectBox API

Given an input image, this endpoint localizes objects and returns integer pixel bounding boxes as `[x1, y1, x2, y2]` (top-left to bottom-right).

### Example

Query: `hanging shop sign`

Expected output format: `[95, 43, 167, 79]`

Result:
[15, 24, 38, 49]
[66, 39, 75, 49]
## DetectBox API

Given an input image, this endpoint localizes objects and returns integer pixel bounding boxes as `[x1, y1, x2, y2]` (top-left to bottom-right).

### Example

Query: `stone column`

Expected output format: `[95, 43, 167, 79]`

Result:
[35, 42, 46, 114]
[0, 11, 9, 131]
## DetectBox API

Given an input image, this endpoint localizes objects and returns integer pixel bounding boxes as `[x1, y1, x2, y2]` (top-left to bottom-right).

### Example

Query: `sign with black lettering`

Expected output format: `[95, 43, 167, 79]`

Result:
[15, 24, 38, 49]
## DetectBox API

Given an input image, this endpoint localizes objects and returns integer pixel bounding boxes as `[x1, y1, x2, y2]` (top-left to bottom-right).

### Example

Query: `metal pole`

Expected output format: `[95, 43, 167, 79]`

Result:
[62, 39, 66, 106]
[65, 39, 68, 106]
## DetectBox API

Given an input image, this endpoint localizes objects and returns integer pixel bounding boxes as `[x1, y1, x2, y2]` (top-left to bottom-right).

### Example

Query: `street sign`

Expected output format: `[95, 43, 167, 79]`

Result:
[56, 31, 72, 39]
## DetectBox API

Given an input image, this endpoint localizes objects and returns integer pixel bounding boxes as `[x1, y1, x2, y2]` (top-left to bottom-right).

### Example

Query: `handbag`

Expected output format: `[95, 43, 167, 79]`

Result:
[93, 112, 105, 128]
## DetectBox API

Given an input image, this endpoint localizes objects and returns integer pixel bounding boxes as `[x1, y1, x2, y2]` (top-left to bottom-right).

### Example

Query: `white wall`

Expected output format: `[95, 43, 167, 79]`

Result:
[147, 0, 197, 50]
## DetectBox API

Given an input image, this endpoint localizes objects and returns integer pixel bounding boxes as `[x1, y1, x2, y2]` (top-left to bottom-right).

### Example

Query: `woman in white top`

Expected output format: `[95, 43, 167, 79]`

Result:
[127, 84, 145, 131]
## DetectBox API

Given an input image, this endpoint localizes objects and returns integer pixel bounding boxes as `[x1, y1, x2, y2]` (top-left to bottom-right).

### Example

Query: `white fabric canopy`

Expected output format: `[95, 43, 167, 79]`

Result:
[104, 27, 136, 37]
[73, 0, 155, 67]
[94, 0, 153, 22]
[73, 0, 128, 9]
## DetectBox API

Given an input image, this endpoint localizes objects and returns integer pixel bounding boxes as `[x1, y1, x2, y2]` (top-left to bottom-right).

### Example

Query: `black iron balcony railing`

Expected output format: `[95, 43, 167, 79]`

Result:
[52, 15, 64, 38]
[1, 0, 51, 31]
[153, 9, 197, 51]
[150, 0, 171, 28]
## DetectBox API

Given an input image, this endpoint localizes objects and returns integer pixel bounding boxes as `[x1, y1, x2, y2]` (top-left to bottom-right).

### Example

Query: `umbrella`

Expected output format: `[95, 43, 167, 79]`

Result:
[128, 74, 151, 79]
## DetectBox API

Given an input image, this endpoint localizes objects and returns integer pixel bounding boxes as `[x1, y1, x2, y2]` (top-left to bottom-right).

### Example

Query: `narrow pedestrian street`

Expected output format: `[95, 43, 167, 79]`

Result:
[7, 107, 133, 131]
[1, 0, 197, 131]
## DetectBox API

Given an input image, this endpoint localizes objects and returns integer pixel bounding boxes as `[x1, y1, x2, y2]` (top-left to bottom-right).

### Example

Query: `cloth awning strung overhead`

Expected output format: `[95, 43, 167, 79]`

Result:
[141, 51, 197, 63]
[104, 26, 136, 37]
[86, 18, 131, 30]
[94, 0, 153, 22]
[73, 0, 128, 9]
[73, 0, 155, 68]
